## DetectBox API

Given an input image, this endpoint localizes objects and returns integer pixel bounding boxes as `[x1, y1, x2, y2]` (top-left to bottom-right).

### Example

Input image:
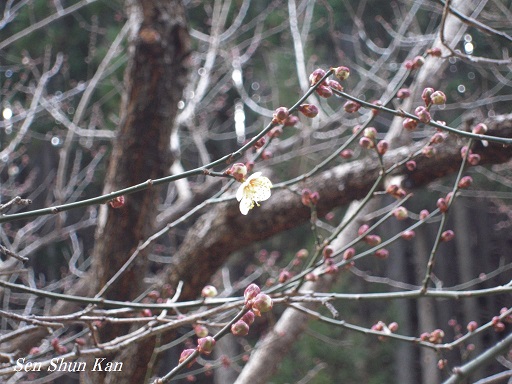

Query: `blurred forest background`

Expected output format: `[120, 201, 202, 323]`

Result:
[0, 0, 511, 383]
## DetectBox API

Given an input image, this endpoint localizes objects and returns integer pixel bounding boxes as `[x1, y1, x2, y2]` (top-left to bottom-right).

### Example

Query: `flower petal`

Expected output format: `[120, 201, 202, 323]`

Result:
[239, 197, 252, 215]
[236, 182, 246, 202]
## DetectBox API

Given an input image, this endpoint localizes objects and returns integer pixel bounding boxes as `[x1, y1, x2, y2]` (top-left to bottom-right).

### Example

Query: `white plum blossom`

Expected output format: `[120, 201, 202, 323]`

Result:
[236, 172, 272, 215]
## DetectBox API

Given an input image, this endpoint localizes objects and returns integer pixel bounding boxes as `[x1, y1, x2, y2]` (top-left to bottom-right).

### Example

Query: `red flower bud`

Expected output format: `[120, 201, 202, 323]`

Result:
[415, 106, 431, 123]
[340, 149, 353, 159]
[401, 230, 416, 240]
[327, 79, 343, 92]
[272, 107, 289, 124]
[343, 100, 361, 113]
[364, 234, 382, 247]
[109, 195, 125, 209]
[323, 246, 334, 259]
[359, 137, 374, 149]
[298, 104, 319, 118]
[440, 230, 455, 242]
[179, 349, 197, 367]
[283, 115, 299, 127]
[427, 47, 442, 57]
[377, 140, 389, 155]
[315, 84, 333, 98]
[227, 163, 248, 182]
[309, 68, 326, 85]
[466, 321, 478, 332]
[430, 90, 446, 105]
[402, 118, 418, 131]
[472, 123, 488, 135]
[241, 310, 256, 326]
[396, 88, 411, 99]
[251, 293, 273, 316]
[231, 320, 250, 336]
[244, 283, 261, 304]
[422, 146, 436, 158]
[278, 270, 291, 283]
[406, 160, 416, 171]
[343, 247, 355, 260]
[458, 176, 473, 189]
[437, 198, 449, 213]
[358, 224, 370, 236]
[468, 153, 481, 165]
[393, 206, 408, 220]
[333, 66, 350, 81]
[197, 336, 216, 355]
[421, 87, 435, 106]
[374, 248, 389, 259]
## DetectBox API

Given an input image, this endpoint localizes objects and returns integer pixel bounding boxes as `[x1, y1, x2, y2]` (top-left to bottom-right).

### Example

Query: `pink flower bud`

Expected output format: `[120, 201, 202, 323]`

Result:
[227, 163, 248, 182]
[374, 248, 389, 259]
[422, 146, 436, 158]
[401, 230, 416, 240]
[359, 136, 374, 149]
[251, 293, 273, 316]
[179, 349, 197, 367]
[412, 56, 425, 68]
[261, 150, 272, 160]
[404, 60, 414, 70]
[298, 104, 319, 118]
[343, 100, 361, 113]
[194, 324, 209, 338]
[388, 322, 399, 332]
[419, 209, 430, 220]
[316, 84, 333, 98]
[358, 224, 370, 236]
[415, 106, 431, 123]
[201, 285, 218, 298]
[109, 195, 125, 209]
[343, 247, 355, 260]
[472, 123, 488, 135]
[437, 198, 449, 213]
[333, 66, 350, 81]
[427, 47, 442, 57]
[377, 140, 389, 155]
[325, 264, 339, 275]
[283, 115, 299, 127]
[371, 100, 383, 115]
[305, 272, 318, 281]
[309, 68, 326, 85]
[440, 230, 455, 242]
[406, 161, 416, 171]
[466, 321, 478, 332]
[393, 206, 408, 220]
[309, 191, 320, 205]
[460, 146, 471, 158]
[430, 132, 446, 144]
[421, 88, 434, 106]
[323, 246, 334, 259]
[241, 310, 256, 326]
[437, 359, 447, 370]
[244, 283, 261, 303]
[458, 176, 473, 189]
[141, 309, 152, 317]
[296, 249, 309, 259]
[272, 107, 289, 124]
[430, 90, 446, 105]
[254, 136, 266, 149]
[231, 320, 250, 336]
[402, 118, 418, 131]
[340, 149, 353, 159]
[278, 270, 291, 283]
[396, 88, 411, 99]
[468, 153, 481, 165]
[364, 235, 382, 247]
[327, 79, 343, 92]
[268, 126, 283, 138]
[197, 336, 216, 355]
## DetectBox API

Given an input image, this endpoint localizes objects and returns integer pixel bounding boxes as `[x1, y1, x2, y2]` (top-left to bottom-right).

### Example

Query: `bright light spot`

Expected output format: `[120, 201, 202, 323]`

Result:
[177, 100, 185, 110]
[232, 69, 242, 86]
[464, 42, 474, 55]
[234, 102, 245, 144]
[251, 82, 260, 91]
[2, 108, 13, 120]
[468, 72, 475, 80]
[457, 84, 466, 93]
[8, 165, 19, 176]
[198, 67, 206, 76]
[51, 136, 61, 146]
[464, 34, 472, 43]
[5, 69, 13, 78]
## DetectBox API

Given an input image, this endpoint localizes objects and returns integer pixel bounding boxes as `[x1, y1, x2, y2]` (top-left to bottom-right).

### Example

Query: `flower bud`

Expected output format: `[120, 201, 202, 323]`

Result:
[141, 309, 152, 317]
[244, 283, 261, 304]
[333, 66, 350, 81]
[343, 247, 355, 260]
[305, 272, 318, 281]
[227, 163, 248, 182]
[364, 234, 382, 247]
[323, 245, 334, 259]
[363, 127, 377, 140]
[402, 118, 418, 131]
[388, 322, 399, 332]
[194, 324, 209, 338]
[466, 321, 478, 332]
[268, 126, 283, 138]
[231, 320, 250, 336]
[197, 336, 216, 355]
[298, 104, 319, 118]
[437, 359, 447, 370]
[421, 87, 434, 106]
[241, 310, 256, 326]
[327, 79, 343, 92]
[374, 248, 389, 259]
[179, 349, 197, 367]
[254, 136, 266, 149]
[278, 270, 291, 283]
[458, 176, 473, 189]
[422, 146, 436, 158]
[358, 224, 370, 236]
[309, 191, 320, 205]
[430, 90, 446, 105]
[415, 106, 431, 123]
[468, 153, 481, 165]
[309, 68, 326, 85]
[359, 137, 374, 149]
[437, 198, 448, 213]
[315, 84, 333, 98]
[393, 206, 408, 220]
[201, 285, 218, 298]
[472, 123, 488, 135]
[377, 140, 389, 155]
[340, 149, 353, 159]
[296, 248, 309, 259]
[460, 146, 470, 158]
[251, 293, 273, 316]
[404, 60, 414, 70]
[427, 47, 442, 57]
[261, 150, 272, 160]
[430, 132, 446, 144]
[343, 100, 361, 113]
[272, 107, 289, 124]
[401, 230, 416, 240]
[419, 209, 430, 220]
[412, 56, 425, 68]
[283, 115, 299, 127]
[109, 195, 125, 209]
[406, 160, 416, 171]
[440, 229, 455, 242]
[325, 264, 339, 275]
[396, 88, 411, 99]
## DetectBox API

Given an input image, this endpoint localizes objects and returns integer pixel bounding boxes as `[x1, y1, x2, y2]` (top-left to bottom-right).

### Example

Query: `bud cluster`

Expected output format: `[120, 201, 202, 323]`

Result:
[419, 328, 445, 344]
[301, 189, 320, 207]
